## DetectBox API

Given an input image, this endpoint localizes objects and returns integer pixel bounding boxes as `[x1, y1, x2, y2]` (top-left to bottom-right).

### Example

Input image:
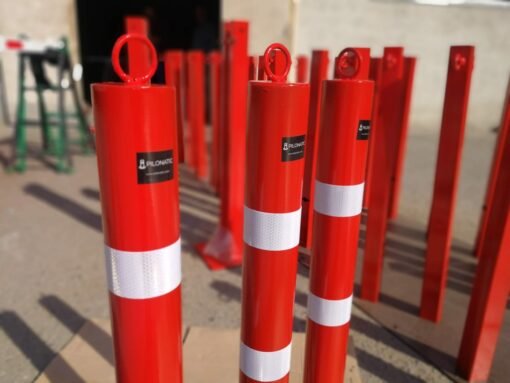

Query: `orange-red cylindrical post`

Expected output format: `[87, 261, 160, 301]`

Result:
[303, 48, 373, 383]
[208, 51, 222, 192]
[240, 43, 309, 383]
[186, 51, 207, 180]
[124, 16, 150, 78]
[92, 34, 182, 382]
[248, 55, 257, 81]
[164, 50, 185, 163]
[198, 21, 249, 270]
[296, 55, 309, 83]
[257, 55, 267, 81]
[300, 50, 329, 249]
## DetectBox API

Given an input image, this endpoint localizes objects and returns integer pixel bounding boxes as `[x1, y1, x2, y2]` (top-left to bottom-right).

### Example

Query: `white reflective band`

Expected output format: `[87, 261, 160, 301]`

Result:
[104, 238, 181, 299]
[243, 206, 301, 251]
[240, 342, 291, 382]
[314, 180, 364, 217]
[307, 292, 352, 327]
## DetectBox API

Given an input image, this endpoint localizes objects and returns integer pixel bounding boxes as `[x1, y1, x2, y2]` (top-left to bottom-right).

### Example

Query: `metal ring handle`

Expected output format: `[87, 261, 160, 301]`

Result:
[335, 48, 361, 79]
[263, 43, 291, 83]
[111, 34, 158, 85]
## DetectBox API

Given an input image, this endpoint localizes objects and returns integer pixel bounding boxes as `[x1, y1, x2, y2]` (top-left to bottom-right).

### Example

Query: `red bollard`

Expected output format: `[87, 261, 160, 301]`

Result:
[240, 43, 309, 383]
[248, 55, 257, 81]
[124, 16, 150, 78]
[198, 21, 249, 270]
[296, 55, 309, 83]
[387, 57, 416, 219]
[420, 46, 474, 322]
[300, 50, 329, 249]
[92, 34, 182, 382]
[208, 51, 222, 192]
[164, 50, 185, 163]
[474, 77, 510, 258]
[303, 48, 373, 383]
[257, 55, 268, 81]
[456, 88, 510, 381]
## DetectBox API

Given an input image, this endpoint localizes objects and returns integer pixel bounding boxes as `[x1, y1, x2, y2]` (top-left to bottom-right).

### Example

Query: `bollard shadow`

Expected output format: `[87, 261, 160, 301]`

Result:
[81, 187, 100, 201]
[0, 310, 85, 382]
[24, 183, 102, 232]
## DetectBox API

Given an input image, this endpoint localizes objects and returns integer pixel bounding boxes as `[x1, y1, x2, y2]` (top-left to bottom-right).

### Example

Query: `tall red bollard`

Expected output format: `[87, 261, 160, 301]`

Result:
[92, 34, 182, 382]
[303, 48, 373, 383]
[296, 55, 309, 83]
[198, 21, 249, 270]
[474, 77, 510, 258]
[360, 47, 405, 302]
[186, 51, 207, 180]
[164, 50, 185, 163]
[248, 55, 257, 81]
[456, 88, 510, 381]
[257, 55, 268, 81]
[124, 17, 150, 78]
[208, 51, 222, 192]
[420, 46, 474, 322]
[300, 50, 329, 249]
[240, 43, 309, 383]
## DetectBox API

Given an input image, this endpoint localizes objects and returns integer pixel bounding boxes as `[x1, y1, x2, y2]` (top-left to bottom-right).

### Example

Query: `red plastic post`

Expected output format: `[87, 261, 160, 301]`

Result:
[92, 34, 182, 382]
[388, 57, 416, 218]
[474, 77, 510, 258]
[208, 51, 222, 192]
[257, 55, 268, 81]
[197, 21, 249, 270]
[296, 55, 309, 83]
[456, 93, 510, 381]
[303, 48, 373, 383]
[363, 57, 383, 209]
[300, 50, 329, 249]
[240, 43, 309, 383]
[124, 16, 151, 78]
[164, 50, 185, 163]
[360, 47, 405, 302]
[248, 55, 257, 81]
[420, 46, 475, 322]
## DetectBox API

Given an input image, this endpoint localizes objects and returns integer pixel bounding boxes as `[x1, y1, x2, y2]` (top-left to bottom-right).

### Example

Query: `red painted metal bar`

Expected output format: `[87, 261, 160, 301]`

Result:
[92, 34, 182, 382]
[420, 46, 475, 322]
[248, 55, 257, 81]
[186, 51, 207, 180]
[303, 48, 373, 383]
[296, 55, 309, 83]
[456, 93, 510, 381]
[198, 21, 249, 270]
[164, 50, 185, 163]
[360, 47, 405, 302]
[124, 16, 150, 78]
[388, 57, 416, 219]
[300, 50, 329, 249]
[363, 57, 383, 209]
[474, 77, 510, 258]
[257, 55, 267, 81]
[239, 43, 309, 383]
[208, 51, 222, 192]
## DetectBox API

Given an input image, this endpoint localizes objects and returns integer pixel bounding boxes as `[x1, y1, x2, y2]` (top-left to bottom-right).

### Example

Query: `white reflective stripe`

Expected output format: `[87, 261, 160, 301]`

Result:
[240, 342, 291, 382]
[243, 206, 301, 251]
[314, 180, 364, 217]
[104, 238, 181, 299]
[307, 292, 352, 327]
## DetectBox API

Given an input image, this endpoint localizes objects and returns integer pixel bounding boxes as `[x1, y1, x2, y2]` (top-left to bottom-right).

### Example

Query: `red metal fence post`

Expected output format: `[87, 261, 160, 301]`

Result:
[164, 50, 185, 163]
[474, 77, 510, 258]
[124, 16, 150, 78]
[360, 48, 405, 302]
[186, 51, 207, 180]
[300, 50, 329, 249]
[198, 21, 249, 270]
[303, 48, 373, 383]
[92, 34, 182, 382]
[420, 46, 475, 322]
[456, 94, 510, 381]
[240, 43, 309, 383]
[208, 51, 222, 192]
[296, 55, 309, 83]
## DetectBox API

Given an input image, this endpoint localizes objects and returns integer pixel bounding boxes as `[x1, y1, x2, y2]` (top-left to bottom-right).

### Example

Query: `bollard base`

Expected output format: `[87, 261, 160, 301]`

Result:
[195, 227, 243, 271]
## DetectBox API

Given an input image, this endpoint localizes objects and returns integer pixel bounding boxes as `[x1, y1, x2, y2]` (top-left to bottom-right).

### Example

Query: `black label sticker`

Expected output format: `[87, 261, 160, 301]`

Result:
[282, 135, 306, 162]
[357, 120, 371, 140]
[136, 150, 174, 184]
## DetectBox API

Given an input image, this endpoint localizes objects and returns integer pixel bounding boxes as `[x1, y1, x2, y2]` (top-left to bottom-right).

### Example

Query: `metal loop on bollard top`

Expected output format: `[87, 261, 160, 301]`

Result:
[335, 48, 361, 79]
[111, 33, 158, 85]
[263, 43, 291, 83]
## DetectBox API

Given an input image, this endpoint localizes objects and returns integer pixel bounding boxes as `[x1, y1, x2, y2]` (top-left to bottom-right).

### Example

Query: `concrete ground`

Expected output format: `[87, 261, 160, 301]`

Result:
[0, 121, 506, 382]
